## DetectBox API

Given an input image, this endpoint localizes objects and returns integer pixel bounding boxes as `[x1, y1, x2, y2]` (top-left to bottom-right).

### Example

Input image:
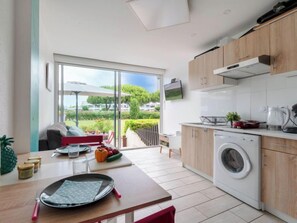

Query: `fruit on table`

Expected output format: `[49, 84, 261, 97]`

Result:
[112, 149, 119, 155]
[1, 135, 17, 175]
[95, 148, 109, 162]
[106, 153, 123, 162]
[107, 150, 113, 157]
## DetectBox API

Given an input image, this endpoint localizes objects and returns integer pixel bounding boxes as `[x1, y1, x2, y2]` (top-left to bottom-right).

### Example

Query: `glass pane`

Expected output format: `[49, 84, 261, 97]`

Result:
[120, 71, 161, 149]
[58, 65, 117, 145]
[221, 148, 244, 173]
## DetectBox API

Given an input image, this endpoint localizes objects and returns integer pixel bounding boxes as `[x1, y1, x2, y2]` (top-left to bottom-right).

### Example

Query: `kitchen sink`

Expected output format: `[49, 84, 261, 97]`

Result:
[186, 122, 202, 125]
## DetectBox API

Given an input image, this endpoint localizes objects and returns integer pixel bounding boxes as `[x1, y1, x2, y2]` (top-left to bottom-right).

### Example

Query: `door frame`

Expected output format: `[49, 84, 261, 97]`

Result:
[54, 59, 164, 149]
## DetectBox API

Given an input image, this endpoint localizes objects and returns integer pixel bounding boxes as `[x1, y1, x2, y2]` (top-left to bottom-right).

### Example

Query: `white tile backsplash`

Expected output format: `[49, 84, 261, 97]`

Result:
[200, 73, 297, 122]
[200, 88, 236, 116]
[163, 71, 297, 133]
[267, 75, 287, 90]
[250, 74, 268, 92]
[267, 88, 294, 107]
[236, 93, 251, 120]
[250, 90, 267, 122]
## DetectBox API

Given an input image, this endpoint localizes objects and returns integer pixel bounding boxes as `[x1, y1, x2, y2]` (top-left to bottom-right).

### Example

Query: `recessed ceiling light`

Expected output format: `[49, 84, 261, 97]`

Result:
[223, 9, 231, 15]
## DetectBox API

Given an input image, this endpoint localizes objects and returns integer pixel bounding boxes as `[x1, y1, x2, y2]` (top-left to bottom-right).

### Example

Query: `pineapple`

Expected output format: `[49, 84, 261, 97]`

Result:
[0, 135, 17, 175]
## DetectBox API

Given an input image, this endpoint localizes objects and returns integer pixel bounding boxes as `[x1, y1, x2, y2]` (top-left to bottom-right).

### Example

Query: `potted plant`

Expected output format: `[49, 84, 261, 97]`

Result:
[0, 135, 17, 175]
[122, 134, 127, 147]
[226, 112, 241, 128]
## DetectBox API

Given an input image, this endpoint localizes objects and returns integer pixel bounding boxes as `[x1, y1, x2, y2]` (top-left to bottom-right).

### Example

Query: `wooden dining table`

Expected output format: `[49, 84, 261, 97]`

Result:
[0, 149, 171, 223]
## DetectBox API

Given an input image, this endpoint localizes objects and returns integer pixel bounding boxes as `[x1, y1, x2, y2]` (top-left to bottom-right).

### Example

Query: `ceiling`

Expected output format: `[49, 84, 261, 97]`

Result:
[40, 0, 279, 75]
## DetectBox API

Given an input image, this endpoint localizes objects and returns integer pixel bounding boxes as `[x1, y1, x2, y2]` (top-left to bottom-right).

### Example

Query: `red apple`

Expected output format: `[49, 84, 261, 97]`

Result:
[108, 151, 113, 157]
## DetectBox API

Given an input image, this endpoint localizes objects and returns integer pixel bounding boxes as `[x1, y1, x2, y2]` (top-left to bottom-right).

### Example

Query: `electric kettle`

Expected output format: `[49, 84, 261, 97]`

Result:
[266, 107, 289, 130]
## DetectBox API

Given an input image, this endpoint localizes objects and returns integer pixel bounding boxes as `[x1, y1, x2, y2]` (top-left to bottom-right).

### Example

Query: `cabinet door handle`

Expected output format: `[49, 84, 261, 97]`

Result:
[191, 129, 193, 138]
[204, 77, 207, 85]
[200, 77, 204, 85]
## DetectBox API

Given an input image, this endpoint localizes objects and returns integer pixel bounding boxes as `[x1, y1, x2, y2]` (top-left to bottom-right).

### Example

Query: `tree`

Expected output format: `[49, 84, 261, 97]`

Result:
[150, 90, 160, 102]
[87, 96, 114, 110]
[130, 98, 140, 119]
[121, 84, 150, 105]
[87, 84, 151, 108]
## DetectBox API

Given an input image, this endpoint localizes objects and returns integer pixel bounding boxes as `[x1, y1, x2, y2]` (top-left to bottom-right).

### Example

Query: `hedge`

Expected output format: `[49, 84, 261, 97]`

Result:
[124, 119, 159, 134]
[65, 111, 159, 120]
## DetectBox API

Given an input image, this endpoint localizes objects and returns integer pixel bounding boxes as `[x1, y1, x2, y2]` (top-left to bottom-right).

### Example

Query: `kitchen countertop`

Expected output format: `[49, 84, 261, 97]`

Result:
[181, 123, 297, 140]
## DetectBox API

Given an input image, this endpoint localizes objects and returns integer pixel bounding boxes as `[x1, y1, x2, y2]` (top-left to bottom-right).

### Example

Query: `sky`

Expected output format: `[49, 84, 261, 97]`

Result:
[61, 65, 160, 107]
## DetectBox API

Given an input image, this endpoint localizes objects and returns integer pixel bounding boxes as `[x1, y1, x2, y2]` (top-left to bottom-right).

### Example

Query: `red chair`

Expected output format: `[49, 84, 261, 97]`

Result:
[135, 206, 176, 223]
[95, 206, 175, 223]
[103, 131, 114, 146]
[61, 135, 104, 147]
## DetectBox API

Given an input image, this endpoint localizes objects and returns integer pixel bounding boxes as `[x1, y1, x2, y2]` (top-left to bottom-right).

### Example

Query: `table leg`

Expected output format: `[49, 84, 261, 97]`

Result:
[125, 212, 134, 223]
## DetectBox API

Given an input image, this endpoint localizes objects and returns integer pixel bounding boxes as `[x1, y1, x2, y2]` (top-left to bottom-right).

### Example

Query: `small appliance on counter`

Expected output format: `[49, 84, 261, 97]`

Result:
[200, 116, 227, 126]
[266, 104, 297, 133]
[266, 106, 287, 130]
[282, 103, 297, 134]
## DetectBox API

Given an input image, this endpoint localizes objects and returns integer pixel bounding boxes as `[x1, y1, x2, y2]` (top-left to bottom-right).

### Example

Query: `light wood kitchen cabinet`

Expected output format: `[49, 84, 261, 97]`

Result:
[270, 11, 297, 75]
[181, 125, 196, 169]
[223, 26, 270, 66]
[189, 55, 205, 90]
[204, 48, 224, 88]
[262, 136, 297, 219]
[188, 48, 236, 91]
[181, 125, 213, 177]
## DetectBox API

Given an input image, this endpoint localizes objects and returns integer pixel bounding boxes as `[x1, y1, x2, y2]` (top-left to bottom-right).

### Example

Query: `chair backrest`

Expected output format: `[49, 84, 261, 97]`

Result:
[105, 131, 114, 144]
[134, 206, 175, 223]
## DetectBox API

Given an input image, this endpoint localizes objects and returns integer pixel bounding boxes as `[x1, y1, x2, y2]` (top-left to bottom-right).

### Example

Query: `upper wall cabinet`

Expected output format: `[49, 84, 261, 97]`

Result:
[270, 11, 297, 75]
[223, 26, 270, 66]
[189, 48, 236, 91]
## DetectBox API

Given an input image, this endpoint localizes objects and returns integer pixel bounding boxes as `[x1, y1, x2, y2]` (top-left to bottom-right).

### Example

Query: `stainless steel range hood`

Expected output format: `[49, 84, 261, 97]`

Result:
[214, 55, 271, 79]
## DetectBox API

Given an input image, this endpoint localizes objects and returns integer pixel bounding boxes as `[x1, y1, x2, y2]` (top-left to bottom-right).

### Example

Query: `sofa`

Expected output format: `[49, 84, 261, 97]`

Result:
[39, 122, 103, 150]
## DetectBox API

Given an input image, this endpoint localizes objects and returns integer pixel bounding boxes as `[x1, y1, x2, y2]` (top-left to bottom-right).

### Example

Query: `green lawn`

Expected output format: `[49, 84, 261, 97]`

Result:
[65, 120, 96, 127]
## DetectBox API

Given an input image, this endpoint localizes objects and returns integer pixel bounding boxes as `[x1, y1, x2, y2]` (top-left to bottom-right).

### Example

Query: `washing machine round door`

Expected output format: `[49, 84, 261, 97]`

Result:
[217, 143, 251, 179]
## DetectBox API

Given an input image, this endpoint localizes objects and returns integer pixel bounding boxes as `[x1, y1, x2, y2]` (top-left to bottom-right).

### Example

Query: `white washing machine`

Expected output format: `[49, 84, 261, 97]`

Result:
[214, 130, 261, 209]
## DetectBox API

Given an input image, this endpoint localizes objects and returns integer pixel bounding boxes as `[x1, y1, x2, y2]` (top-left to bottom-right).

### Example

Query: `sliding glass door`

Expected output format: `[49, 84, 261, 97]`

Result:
[57, 64, 161, 149]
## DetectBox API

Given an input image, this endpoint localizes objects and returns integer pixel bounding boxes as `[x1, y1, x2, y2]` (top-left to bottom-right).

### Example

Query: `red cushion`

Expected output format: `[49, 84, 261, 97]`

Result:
[61, 135, 104, 146]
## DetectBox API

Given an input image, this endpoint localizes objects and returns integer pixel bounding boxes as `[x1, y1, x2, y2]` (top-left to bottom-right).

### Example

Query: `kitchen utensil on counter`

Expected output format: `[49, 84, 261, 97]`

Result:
[112, 187, 122, 199]
[266, 107, 287, 130]
[200, 116, 228, 126]
[232, 120, 261, 129]
[32, 191, 40, 221]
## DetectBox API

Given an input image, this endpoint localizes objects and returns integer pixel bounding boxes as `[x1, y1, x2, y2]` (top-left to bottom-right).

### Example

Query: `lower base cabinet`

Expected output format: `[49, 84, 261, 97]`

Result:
[262, 136, 297, 219]
[181, 125, 213, 177]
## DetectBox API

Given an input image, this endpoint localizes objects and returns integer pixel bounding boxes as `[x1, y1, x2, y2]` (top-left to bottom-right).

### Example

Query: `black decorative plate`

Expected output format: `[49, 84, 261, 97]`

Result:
[55, 145, 91, 154]
[40, 174, 114, 208]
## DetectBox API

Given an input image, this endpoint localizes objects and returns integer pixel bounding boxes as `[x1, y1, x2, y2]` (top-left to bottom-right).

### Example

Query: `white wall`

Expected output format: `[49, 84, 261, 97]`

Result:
[0, 0, 15, 137]
[163, 68, 297, 134]
[39, 1, 54, 139]
[14, 0, 32, 153]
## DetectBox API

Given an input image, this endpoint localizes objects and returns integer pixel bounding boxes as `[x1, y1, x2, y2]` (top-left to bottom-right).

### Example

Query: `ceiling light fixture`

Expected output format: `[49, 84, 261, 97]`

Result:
[127, 0, 190, 31]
